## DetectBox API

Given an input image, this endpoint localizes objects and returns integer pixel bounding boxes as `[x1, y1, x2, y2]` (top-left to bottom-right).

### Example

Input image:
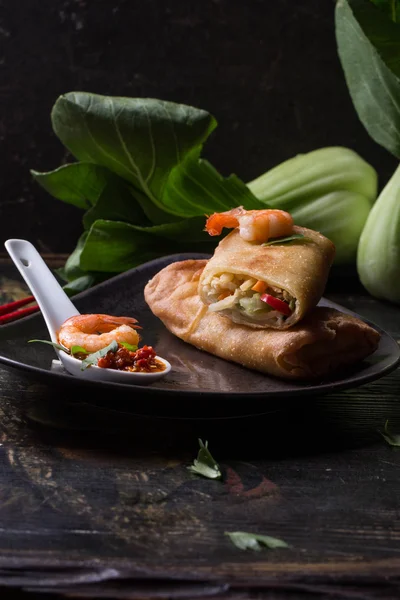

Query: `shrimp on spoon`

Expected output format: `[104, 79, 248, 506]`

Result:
[4, 239, 171, 384]
[58, 314, 140, 353]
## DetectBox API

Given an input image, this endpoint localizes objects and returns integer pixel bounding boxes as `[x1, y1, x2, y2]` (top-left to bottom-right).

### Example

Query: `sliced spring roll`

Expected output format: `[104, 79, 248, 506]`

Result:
[198, 226, 335, 329]
[144, 259, 380, 380]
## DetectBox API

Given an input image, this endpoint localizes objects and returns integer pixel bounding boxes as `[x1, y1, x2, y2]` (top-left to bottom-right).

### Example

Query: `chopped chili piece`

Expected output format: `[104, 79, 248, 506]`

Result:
[260, 293, 292, 316]
[97, 344, 165, 372]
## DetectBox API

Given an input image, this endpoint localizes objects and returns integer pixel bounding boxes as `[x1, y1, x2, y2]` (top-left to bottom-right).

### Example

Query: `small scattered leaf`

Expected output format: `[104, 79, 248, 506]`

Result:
[120, 342, 138, 351]
[187, 439, 222, 480]
[28, 339, 69, 353]
[70, 345, 88, 356]
[378, 419, 400, 447]
[262, 233, 313, 246]
[225, 531, 289, 552]
[81, 340, 119, 370]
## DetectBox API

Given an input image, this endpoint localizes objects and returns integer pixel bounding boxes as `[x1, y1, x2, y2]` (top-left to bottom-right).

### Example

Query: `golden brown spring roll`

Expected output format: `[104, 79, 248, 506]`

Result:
[198, 226, 335, 330]
[144, 259, 380, 380]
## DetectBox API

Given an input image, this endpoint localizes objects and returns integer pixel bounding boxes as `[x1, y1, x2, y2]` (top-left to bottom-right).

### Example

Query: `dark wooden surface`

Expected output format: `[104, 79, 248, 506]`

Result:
[0, 259, 400, 599]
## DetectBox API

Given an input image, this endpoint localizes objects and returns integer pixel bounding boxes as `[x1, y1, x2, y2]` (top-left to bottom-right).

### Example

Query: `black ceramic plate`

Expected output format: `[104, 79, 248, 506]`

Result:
[0, 253, 398, 419]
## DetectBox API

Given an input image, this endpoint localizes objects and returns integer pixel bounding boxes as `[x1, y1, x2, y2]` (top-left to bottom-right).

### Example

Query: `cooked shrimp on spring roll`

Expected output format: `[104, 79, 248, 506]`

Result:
[199, 207, 335, 330]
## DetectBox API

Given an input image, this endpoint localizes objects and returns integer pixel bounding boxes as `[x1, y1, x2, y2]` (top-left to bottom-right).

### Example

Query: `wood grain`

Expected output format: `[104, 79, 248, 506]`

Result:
[0, 263, 399, 598]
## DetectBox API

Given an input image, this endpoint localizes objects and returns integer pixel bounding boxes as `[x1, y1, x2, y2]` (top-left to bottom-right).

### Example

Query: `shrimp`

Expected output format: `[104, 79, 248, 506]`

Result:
[205, 206, 294, 243]
[58, 314, 141, 353]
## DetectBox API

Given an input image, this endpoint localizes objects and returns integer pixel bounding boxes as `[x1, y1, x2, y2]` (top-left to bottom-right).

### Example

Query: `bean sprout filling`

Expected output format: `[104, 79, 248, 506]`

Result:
[201, 273, 295, 324]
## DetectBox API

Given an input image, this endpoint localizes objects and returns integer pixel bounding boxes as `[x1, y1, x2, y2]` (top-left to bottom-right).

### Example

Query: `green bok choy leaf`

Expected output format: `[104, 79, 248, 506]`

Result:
[49, 93, 264, 219]
[247, 146, 378, 263]
[335, 0, 400, 158]
[357, 162, 400, 303]
[31, 93, 379, 290]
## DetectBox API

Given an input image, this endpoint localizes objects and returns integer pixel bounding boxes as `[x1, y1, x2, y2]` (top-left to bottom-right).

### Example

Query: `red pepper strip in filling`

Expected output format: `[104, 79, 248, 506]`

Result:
[260, 293, 292, 316]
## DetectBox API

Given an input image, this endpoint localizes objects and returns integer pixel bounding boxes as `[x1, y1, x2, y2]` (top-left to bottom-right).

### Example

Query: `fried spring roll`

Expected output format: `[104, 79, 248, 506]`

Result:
[144, 259, 381, 380]
[198, 226, 335, 329]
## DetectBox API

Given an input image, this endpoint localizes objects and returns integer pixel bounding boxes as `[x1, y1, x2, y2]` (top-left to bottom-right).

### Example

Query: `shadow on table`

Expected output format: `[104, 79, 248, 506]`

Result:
[19, 368, 400, 461]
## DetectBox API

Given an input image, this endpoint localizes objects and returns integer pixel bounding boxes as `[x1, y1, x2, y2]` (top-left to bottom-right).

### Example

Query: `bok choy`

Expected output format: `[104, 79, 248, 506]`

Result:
[32, 92, 378, 291]
[357, 164, 400, 302]
[335, 0, 400, 303]
[247, 146, 377, 263]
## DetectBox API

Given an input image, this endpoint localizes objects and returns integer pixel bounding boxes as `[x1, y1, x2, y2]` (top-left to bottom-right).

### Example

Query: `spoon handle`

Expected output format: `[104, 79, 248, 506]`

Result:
[4, 239, 79, 341]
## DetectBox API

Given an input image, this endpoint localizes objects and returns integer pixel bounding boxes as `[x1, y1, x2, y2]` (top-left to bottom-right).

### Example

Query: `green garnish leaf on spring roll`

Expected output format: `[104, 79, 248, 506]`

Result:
[262, 233, 313, 246]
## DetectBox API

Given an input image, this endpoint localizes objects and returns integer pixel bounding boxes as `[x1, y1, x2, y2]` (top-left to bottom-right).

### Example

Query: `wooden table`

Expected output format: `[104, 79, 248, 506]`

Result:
[0, 257, 399, 600]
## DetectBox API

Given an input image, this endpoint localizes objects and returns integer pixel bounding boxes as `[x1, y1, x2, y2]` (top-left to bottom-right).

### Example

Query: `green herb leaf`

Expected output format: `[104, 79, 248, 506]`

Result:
[378, 419, 400, 447]
[70, 345, 88, 356]
[28, 339, 69, 353]
[187, 439, 222, 480]
[335, 0, 400, 158]
[225, 531, 289, 552]
[81, 340, 119, 370]
[262, 233, 313, 246]
[120, 342, 138, 351]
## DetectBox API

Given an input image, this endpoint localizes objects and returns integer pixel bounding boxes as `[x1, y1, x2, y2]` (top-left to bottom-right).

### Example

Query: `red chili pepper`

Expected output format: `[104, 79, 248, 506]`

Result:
[260, 294, 292, 316]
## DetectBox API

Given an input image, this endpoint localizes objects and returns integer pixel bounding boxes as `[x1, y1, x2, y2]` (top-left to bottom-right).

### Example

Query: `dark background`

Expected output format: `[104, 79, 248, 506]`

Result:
[1, 0, 398, 254]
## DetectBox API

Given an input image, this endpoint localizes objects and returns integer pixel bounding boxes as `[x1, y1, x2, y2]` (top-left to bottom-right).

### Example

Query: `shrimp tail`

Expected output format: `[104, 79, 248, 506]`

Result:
[97, 315, 142, 332]
[102, 315, 141, 329]
[205, 206, 246, 236]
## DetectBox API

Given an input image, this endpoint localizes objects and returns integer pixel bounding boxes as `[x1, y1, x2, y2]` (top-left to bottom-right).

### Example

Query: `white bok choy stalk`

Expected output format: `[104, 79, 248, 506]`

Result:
[247, 146, 378, 264]
[357, 163, 400, 304]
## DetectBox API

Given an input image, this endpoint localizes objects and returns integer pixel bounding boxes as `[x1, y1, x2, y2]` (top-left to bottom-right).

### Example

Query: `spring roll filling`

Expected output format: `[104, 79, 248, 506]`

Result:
[201, 273, 296, 324]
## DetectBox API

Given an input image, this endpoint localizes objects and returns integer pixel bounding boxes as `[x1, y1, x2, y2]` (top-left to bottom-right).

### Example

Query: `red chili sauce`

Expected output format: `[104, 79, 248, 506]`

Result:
[97, 344, 165, 373]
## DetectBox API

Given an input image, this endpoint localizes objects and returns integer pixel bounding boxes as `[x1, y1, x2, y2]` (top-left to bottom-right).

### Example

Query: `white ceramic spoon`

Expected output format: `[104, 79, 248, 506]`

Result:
[4, 239, 171, 384]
